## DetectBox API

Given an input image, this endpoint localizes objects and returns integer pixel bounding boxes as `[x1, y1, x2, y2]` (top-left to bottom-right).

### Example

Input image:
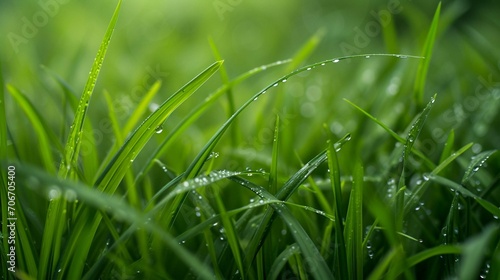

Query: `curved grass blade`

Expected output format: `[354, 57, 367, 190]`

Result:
[344, 98, 435, 169]
[59, 0, 122, 179]
[459, 225, 499, 280]
[94, 60, 222, 192]
[122, 80, 162, 137]
[185, 54, 422, 180]
[392, 245, 462, 278]
[414, 3, 441, 106]
[461, 150, 497, 184]
[429, 174, 500, 217]
[135, 59, 291, 185]
[6, 85, 59, 174]
[345, 160, 364, 280]
[327, 138, 348, 280]
[241, 134, 351, 273]
[14, 164, 215, 280]
[229, 176, 334, 279]
[267, 244, 300, 280]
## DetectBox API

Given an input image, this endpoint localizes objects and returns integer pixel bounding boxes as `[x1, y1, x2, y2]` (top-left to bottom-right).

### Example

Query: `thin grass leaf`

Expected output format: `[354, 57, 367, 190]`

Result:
[229, 176, 334, 279]
[462, 150, 497, 184]
[209, 38, 238, 146]
[404, 142, 473, 215]
[414, 3, 441, 106]
[392, 245, 462, 277]
[185, 54, 421, 180]
[344, 98, 435, 169]
[214, 192, 245, 279]
[14, 163, 216, 280]
[429, 174, 500, 217]
[6, 85, 59, 174]
[345, 160, 364, 280]
[95, 60, 222, 192]
[327, 138, 348, 280]
[438, 129, 455, 164]
[267, 244, 300, 280]
[459, 225, 499, 280]
[122, 80, 162, 137]
[59, 0, 122, 179]
[242, 134, 351, 273]
[269, 115, 280, 195]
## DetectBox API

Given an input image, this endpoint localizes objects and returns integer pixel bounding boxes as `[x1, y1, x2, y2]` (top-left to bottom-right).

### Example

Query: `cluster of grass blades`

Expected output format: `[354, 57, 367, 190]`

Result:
[1, 1, 499, 279]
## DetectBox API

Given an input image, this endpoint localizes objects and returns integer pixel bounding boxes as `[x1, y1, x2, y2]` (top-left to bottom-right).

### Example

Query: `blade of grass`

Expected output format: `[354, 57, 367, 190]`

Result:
[229, 176, 334, 279]
[459, 225, 499, 280]
[267, 244, 300, 280]
[135, 59, 291, 186]
[209, 38, 238, 146]
[6, 85, 59, 174]
[429, 174, 500, 217]
[14, 164, 215, 280]
[58, 0, 122, 179]
[94, 60, 222, 192]
[414, 3, 441, 106]
[461, 150, 497, 185]
[122, 80, 163, 137]
[327, 137, 348, 280]
[344, 98, 435, 169]
[345, 160, 364, 280]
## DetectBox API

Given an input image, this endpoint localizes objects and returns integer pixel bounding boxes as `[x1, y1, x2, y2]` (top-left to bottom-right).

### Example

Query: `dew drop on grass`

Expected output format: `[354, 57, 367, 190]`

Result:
[155, 125, 163, 134]
[365, 55, 371, 58]
[307, 67, 312, 71]
[282, 79, 287, 82]
[273, 83, 279, 87]
[332, 59, 340, 63]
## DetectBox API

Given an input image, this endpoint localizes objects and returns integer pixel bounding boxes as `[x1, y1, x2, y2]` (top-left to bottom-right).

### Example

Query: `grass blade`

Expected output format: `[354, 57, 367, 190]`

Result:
[414, 3, 441, 106]
[327, 138, 348, 280]
[58, 0, 122, 179]
[345, 160, 364, 280]
[429, 174, 500, 218]
[14, 163, 215, 280]
[459, 225, 499, 280]
[461, 150, 497, 185]
[344, 98, 435, 169]
[230, 176, 334, 279]
[94, 60, 222, 192]
[6, 85, 59, 174]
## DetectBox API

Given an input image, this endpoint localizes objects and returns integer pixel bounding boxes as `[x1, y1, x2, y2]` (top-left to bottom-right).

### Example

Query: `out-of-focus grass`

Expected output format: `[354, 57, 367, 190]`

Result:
[1, 0, 500, 279]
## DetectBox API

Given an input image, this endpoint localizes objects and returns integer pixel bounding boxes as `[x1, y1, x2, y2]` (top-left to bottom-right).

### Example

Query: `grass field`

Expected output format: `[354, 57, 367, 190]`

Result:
[1, 0, 500, 279]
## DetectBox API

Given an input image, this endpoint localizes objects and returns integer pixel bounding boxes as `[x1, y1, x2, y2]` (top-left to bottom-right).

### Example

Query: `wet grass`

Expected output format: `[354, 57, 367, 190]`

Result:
[1, 1, 500, 279]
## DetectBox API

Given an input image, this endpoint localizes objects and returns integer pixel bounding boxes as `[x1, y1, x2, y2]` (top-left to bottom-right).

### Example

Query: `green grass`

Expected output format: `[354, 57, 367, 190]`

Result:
[1, 1, 500, 279]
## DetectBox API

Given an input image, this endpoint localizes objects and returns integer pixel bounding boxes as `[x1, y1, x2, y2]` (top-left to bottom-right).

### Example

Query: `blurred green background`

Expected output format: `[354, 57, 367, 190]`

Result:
[1, 0, 499, 172]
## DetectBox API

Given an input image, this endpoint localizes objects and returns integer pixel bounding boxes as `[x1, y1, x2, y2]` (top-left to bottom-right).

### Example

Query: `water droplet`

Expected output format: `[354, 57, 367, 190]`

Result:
[155, 126, 163, 134]
[365, 55, 371, 58]
[273, 83, 279, 87]
[306, 67, 312, 71]
[332, 59, 340, 63]
[282, 79, 287, 83]
[320, 63, 326, 66]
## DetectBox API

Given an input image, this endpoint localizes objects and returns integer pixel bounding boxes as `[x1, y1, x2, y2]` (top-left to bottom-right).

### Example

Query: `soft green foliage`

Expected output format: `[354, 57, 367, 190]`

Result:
[1, 1, 500, 279]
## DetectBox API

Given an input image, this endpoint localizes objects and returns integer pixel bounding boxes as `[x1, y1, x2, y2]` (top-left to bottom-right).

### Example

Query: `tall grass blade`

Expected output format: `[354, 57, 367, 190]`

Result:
[414, 3, 441, 106]
[58, 0, 122, 179]
[345, 160, 364, 280]
[459, 225, 499, 280]
[14, 164, 215, 280]
[429, 174, 500, 217]
[327, 138, 348, 280]
[135, 59, 291, 185]
[94, 60, 222, 192]
[6, 85, 59, 174]
[344, 98, 435, 169]
[229, 176, 334, 279]
[267, 244, 300, 280]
